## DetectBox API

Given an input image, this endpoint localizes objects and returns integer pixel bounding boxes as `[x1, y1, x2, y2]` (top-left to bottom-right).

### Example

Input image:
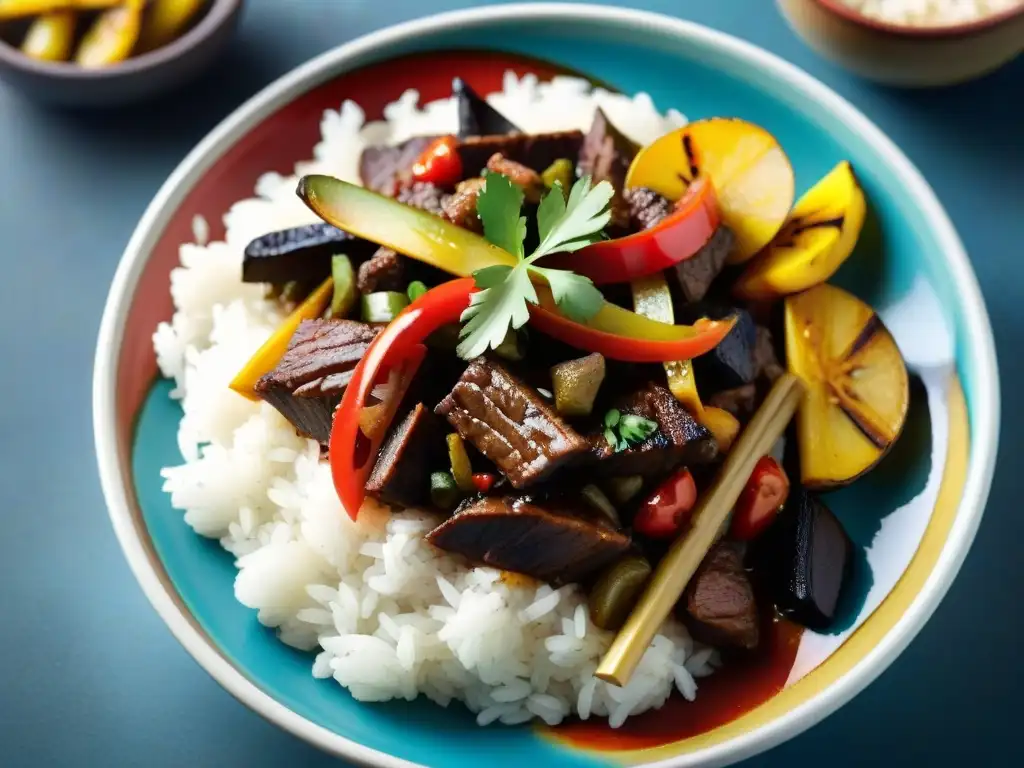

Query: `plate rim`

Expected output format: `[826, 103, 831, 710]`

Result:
[92, 4, 1001, 767]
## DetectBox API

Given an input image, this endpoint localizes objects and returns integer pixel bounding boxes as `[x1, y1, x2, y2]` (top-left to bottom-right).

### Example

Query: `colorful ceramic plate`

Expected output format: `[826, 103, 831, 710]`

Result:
[93, 5, 999, 767]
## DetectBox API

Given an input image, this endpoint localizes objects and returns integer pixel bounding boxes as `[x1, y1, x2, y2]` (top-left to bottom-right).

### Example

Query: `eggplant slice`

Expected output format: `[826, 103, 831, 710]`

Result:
[453, 77, 520, 139]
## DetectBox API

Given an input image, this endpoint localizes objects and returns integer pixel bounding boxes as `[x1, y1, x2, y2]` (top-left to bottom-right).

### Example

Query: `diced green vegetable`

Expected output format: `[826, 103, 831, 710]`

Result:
[361, 291, 409, 323]
[430, 472, 461, 510]
[330, 255, 357, 318]
[588, 555, 652, 631]
[604, 409, 621, 428]
[541, 158, 573, 197]
[407, 280, 428, 302]
[551, 353, 606, 417]
[446, 434, 475, 493]
[581, 484, 619, 527]
[494, 329, 525, 361]
[606, 475, 644, 505]
[619, 414, 658, 445]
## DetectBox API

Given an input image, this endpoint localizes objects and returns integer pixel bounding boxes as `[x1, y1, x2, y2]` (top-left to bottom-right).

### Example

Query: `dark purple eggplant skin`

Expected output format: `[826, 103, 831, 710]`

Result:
[242, 222, 379, 286]
[751, 488, 854, 631]
[681, 302, 758, 392]
[452, 77, 520, 139]
[427, 495, 631, 585]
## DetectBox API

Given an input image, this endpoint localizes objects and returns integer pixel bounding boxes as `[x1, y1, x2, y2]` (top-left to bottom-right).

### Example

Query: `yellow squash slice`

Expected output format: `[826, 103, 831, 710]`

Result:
[785, 283, 909, 488]
[626, 118, 795, 264]
[735, 161, 866, 301]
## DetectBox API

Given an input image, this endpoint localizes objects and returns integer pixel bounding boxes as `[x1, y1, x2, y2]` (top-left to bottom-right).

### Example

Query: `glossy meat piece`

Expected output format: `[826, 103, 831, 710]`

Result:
[427, 495, 631, 584]
[577, 109, 639, 231]
[396, 181, 450, 216]
[441, 178, 485, 232]
[453, 77, 520, 139]
[683, 542, 760, 650]
[626, 186, 672, 232]
[754, 326, 784, 385]
[592, 382, 717, 476]
[457, 130, 584, 178]
[357, 247, 404, 294]
[668, 225, 735, 303]
[707, 384, 758, 422]
[751, 488, 853, 631]
[255, 319, 379, 443]
[365, 403, 445, 508]
[242, 222, 378, 285]
[486, 153, 544, 202]
[435, 359, 590, 488]
[359, 136, 437, 195]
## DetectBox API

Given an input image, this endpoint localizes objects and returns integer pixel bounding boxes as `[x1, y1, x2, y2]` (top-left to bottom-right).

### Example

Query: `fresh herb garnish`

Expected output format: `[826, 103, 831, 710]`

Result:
[602, 409, 658, 452]
[456, 172, 612, 360]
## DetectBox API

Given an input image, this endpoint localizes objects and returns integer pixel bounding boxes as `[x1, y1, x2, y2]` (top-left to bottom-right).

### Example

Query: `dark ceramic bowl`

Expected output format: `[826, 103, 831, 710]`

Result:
[0, 0, 243, 107]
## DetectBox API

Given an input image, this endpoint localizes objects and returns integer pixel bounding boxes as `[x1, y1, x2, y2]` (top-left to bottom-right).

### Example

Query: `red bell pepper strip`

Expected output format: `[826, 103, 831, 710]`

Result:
[542, 177, 721, 285]
[411, 135, 464, 188]
[730, 456, 790, 541]
[329, 279, 474, 519]
[530, 285, 737, 363]
[634, 468, 698, 539]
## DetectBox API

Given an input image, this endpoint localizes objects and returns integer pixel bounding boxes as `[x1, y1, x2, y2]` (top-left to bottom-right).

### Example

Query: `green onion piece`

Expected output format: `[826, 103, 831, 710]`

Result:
[430, 472, 461, 510]
[582, 484, 620, 527]
[619, 414, 658, 444]
[330, 255, 357, 318]
[541, 158, 573, 197]
[494, 329, 524, 361]
[604, 409, 621, 429]
[361, 291, 410, 323]
[407, 280, 428, 302]
[603, 428, 618, 448]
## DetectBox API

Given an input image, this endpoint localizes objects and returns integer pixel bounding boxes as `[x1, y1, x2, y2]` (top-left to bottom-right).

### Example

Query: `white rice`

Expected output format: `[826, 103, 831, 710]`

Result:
[154, 72, 716, 727]
[838, 0, 1020, 25]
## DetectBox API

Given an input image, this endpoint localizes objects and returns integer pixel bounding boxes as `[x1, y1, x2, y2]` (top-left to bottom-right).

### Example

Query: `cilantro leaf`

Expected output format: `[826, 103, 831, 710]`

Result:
[530, 266, 604, 323]
[472, 264, 513, 289]
[457, 264, 536, 359]
[530, 176, 614, 262]
[477, 171, 526, 259]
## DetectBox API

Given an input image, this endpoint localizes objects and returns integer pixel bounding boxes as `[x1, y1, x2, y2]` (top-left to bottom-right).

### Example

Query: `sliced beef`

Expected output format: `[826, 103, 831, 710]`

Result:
[357, 247, 404, 294]
[441, 177, 485, 232]
[577, 109, 639, 231]
[242, 222, 379, 286]
[359, 136, 436, 196]
[365, 403, 445, 508]
[427, 495, 631, 584]
[626, 187, 673, 232]
[458, 130, 584, 178]
[396, 182, 449, 216]
[486, 153, 544, 203]
[453, 77, 520, 139]
[592, 382, 717, 476]
[708, 384, 758, 422]
[683, 542, 760, 650]
[435, 358, 590, 488]
[668, 225, 735, 303]
[754, 326, 784, 385]
[254, 319, 379, 443]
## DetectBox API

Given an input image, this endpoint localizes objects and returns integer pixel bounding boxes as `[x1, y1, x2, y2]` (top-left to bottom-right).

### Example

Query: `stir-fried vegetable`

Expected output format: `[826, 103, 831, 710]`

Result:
[410, 135, 463, 187]
[581, 484, 619, 527]
[701, 406, 740, 453]
[730, 456, 789, 541]
[75, 0, 144, 68]
[589, 556, 652, 631]
[406, 280, 428, 303]
[20, 11, 75, 60]
[629, 274, 703, 416]
[430, 471, 461, 510]
[541, 158, 573, 194]
[545, 177, 720, 285]
[446, 434, 475, 493]
[0, 0, 118, 20]
[361, 291, 409, 323]
[633, 468, 697, 539]
[330, 255, 357, 318]
[551, 353, 605, 416]
[137, 0, 205, 53]
[229, 277, 333, 401]
[606, 475, 644, 505]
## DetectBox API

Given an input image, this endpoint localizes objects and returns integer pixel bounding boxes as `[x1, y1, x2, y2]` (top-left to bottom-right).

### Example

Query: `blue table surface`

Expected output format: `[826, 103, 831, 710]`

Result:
[2, 1, 1021, 765]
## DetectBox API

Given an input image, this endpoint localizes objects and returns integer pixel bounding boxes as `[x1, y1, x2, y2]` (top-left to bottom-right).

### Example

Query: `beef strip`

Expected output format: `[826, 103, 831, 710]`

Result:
[577, 109, 639, 231]
[683, 541, 760, 650]
[435, 358, 591, 488]
[708, 384, 758, 421]
[754, 326, 784, 384]
[359, 136, 437, 195]
[457, 131, 584, 178]
[626, 187, 673, 232]
[357, 247, 405, 294]
[668, 225, 736, 303]
[441, 177, 485, 232]
[427, 495, 631, 584]
[397, 182, 450, 216]
[592, 382, 717, 476]
[365, 403, 445, 508]
[486, 153, 544, 202]
[254, 319, 379, 443]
